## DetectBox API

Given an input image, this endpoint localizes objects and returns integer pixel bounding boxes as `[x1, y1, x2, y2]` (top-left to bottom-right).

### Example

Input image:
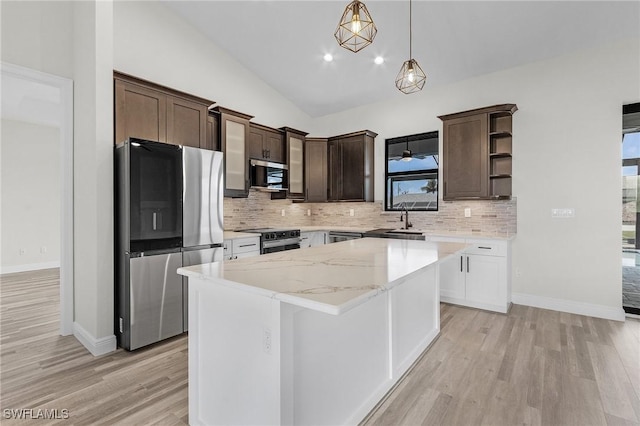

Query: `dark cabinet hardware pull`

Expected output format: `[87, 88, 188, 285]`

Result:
[460, 256, 463, 272]
[467, 257, 470, 273]
[478, 246, 491, 250]
[238, 244, 256, 248]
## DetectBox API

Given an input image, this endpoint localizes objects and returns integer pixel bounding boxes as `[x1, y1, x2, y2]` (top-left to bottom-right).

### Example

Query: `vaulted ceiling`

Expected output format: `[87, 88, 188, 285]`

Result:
[162, 1, 639, 117]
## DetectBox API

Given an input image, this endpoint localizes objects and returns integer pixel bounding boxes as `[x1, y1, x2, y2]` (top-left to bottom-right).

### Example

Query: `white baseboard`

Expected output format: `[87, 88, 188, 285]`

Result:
[73, 322, 117, 356]
[0, 261, 60, 275]
[512, 292, 626, 322]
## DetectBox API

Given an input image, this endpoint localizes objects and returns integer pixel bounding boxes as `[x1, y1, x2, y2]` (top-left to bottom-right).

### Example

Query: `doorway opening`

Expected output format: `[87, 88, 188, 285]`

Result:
[622, 102, 640, 316]
[0, 62, 74, 334]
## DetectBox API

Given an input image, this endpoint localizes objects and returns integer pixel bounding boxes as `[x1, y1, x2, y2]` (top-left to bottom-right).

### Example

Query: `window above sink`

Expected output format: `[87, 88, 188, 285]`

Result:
[385, 131, 439, 212]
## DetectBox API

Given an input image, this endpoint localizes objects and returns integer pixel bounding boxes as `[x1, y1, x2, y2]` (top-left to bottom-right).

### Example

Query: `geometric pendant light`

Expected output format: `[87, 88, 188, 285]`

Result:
[334, 1, 377, 53]
[395, 0, 426, 94]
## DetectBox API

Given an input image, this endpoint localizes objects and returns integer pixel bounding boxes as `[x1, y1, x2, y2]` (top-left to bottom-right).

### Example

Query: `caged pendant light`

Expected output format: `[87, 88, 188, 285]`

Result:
[395, 0, 426, 94]
[334, 1, 377, 53]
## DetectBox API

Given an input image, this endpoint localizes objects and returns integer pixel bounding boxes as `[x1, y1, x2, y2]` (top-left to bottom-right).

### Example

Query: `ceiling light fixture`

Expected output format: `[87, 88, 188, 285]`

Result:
[395, 0, 426, 94]
[402, 140, 413, 161]
[323, 53, 334, 62]
[334, 1, 377, 53]
[374, 56, 384, 65]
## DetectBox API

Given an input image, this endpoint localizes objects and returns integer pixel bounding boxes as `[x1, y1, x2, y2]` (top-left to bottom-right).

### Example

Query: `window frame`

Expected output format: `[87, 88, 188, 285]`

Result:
[385, 131, 439, 212]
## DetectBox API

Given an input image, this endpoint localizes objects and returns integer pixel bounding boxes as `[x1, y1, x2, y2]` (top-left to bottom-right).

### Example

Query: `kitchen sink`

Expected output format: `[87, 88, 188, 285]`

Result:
[364, 228, 426, 241]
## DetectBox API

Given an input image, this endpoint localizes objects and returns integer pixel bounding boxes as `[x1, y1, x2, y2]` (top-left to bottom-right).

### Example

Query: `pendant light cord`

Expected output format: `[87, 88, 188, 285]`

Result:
[409, 0, 412, 60]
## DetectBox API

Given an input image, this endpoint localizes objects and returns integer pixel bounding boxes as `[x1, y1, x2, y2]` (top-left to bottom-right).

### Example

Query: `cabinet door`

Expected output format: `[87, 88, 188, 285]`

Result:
[442, 113, 488, 199]
[300, 232, 311, 249]
[221, 115, 249, 197]
[166, 96, 207, 148]
[288, 135, 304, 196]
[309, 232, 326, 247]
[439, 254, 466, 300]
[465, 254, 507, 306]
[266, 130, 285, 163]
[248, 126, 266, 160]
[328, 139, 342, 200]
[340, 135, 366, 200]
[305, 140, 328, 202]
[202, 113, 219, 151]
[234, 250, 260, 259]
[114, 80, 166, 144]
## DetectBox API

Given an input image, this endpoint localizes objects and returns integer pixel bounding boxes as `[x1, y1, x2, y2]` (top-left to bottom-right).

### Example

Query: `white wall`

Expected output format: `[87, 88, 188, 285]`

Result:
[0, 1, 74, 79]
[0, 119, 60, 272]
[71, 0, 116, 353]
[310, 38, 640, 316]
[112, 1, 312, 131]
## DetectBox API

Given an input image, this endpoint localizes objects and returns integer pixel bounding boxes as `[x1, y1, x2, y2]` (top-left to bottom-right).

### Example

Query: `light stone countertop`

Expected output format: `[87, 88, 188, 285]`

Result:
[294, 226, 515, 240]
[178, 238, 467, 315]
[223, 231, 261, 240]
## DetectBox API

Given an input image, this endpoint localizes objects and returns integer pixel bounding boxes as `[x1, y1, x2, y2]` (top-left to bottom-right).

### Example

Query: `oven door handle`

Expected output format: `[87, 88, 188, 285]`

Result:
[262, 237, 301, 249]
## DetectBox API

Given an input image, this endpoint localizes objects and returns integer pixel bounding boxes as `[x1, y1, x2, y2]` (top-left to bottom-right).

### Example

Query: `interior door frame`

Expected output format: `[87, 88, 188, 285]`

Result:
[1, 62, 74, 335]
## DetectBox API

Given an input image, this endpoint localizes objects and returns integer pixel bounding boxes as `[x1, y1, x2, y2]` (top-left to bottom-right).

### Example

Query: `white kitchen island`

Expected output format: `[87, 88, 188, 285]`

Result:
[178, 238, 467, 426]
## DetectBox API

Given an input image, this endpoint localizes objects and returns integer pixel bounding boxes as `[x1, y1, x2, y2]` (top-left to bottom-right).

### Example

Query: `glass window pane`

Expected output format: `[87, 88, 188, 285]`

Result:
[622, 132, 640, 160]
[388, 155, 438, 173]
[385, 131, 439, 211]
[387, 174, 438, 211]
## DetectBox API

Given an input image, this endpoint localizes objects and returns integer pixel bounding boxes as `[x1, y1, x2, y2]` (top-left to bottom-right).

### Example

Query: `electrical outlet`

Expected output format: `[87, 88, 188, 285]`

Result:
[40, 246, 47, 254]
[464, 208, 471, 218]
[551, 208, 575, 218]
[281, 209, 285, 217]
[19, 248, 26, 256]
[515, 268, 522, 277]
[349, 209, 355, 217]
[307, 209, 311, 216]
[263, 328, 272, 354]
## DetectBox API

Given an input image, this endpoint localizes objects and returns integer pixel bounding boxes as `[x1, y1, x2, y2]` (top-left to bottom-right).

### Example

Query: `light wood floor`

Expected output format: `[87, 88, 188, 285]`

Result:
[1, 269, 639, 425]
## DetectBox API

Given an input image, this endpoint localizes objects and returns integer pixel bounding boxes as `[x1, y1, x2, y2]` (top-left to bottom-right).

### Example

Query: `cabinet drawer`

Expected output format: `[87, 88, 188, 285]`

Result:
[233, 237, 260, 254]
[465, 240, 507, 257]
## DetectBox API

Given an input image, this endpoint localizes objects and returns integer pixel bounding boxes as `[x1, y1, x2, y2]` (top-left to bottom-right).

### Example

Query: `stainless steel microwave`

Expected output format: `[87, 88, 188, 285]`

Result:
[250, 159, 288, 191]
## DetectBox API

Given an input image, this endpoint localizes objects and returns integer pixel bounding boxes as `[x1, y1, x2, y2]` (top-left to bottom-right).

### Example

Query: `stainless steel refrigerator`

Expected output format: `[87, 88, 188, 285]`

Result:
[115, 139, 224, 350]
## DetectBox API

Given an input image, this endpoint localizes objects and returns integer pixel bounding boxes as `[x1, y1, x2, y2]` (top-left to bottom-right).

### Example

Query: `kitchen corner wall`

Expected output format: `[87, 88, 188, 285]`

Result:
[225, 191, 516, 236]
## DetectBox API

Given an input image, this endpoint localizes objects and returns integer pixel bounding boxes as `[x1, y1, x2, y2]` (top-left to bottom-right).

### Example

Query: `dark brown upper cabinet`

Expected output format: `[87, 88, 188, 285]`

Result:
[304, 137, 328, 202]
[248, 123, 285, 163]
[204, 111, 220, 151]
[439, 104, 517, 200]
[327, 130, 376, 202]
[114, 72, 213, 149]
[215, 107, 253, 198]
[281, 127, 308, 199]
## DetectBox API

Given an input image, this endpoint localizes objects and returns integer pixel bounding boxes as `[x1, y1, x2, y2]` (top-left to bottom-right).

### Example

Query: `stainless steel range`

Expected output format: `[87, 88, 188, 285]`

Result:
[238, 228, 301, 254]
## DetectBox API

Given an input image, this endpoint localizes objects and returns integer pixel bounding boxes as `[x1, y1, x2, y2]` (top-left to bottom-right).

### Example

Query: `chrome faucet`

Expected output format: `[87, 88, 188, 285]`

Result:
[400, 205, 412, 230]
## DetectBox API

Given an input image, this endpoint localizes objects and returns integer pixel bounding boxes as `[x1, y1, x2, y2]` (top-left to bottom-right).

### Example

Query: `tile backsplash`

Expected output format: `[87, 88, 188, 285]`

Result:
[224, 191, 517, 236]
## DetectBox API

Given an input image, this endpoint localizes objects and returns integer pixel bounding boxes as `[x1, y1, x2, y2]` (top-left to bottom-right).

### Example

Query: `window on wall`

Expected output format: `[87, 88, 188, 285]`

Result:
[385, 131, 439, 211]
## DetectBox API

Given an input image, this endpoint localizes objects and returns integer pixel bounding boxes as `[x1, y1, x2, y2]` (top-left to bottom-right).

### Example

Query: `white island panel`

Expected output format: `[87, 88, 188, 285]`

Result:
[180, 238, 467, 426]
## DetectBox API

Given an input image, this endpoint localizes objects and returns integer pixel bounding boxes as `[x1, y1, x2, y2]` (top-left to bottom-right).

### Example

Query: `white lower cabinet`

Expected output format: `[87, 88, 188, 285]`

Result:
[300, 231, 327, 249]
[223, 237, 260, 260]
[433, 236, 511, 313]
